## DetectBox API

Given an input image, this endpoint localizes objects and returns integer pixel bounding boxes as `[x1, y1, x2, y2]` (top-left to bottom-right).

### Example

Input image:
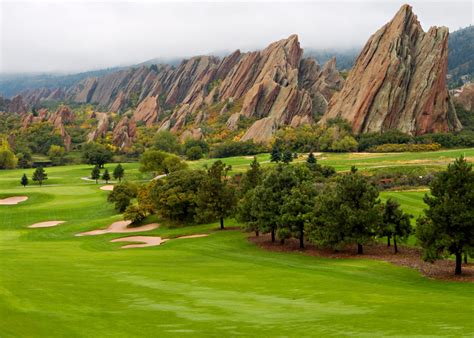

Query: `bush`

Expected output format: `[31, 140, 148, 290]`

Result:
[368, 143, 441, 152]
[114, 193, 131, 212]
[186, 146, 203, 160]
[209, 140, 267, 158]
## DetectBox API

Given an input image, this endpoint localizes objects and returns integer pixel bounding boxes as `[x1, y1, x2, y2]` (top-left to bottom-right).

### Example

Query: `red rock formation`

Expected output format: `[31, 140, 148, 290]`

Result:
[49, 106, 74, 150]
[87, 112, 109, 142]
[321, 4, 462, 135]
[8, 95, 27, 114]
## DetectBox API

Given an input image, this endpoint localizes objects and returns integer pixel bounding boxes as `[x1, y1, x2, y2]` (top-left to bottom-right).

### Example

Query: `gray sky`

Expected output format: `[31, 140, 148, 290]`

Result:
[1, 0, 472, 74]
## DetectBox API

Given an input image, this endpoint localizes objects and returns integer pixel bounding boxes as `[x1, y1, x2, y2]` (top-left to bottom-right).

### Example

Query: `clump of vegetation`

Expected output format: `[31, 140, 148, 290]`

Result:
[368, 143, 441, 152]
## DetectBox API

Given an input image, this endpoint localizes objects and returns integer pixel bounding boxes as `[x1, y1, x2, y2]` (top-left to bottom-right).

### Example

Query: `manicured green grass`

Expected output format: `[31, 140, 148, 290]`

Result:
[1, 157, 474, 337]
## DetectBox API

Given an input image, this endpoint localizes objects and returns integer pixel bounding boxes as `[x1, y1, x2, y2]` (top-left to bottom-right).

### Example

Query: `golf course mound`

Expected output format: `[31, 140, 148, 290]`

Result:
[111, 236, 169, 248]
[76, 221, 159, 236]
[0, 196, 28, 205]
[99, 185, 114, 191]
[28, 221, 66, 228]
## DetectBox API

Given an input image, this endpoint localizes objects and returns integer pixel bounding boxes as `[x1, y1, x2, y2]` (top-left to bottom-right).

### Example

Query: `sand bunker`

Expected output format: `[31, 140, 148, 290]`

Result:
[29, 221, 65, 228]
[111, 236, 169, 249]
[0, 196, 28, 205]
[100, 185, 114, 191]
[76, 221, 159, 236]
[177, 234, 209, 239]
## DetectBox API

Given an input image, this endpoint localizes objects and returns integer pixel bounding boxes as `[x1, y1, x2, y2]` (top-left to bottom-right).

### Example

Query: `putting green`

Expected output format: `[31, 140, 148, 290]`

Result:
[1, 158, 473, 337]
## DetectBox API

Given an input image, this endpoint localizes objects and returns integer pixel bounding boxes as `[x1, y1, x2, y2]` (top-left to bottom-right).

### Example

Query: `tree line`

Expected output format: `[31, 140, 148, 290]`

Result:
[110, 152, 473, 275]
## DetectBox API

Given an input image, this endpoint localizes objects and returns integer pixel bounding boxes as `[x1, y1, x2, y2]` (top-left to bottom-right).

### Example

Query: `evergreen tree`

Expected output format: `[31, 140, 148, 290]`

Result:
[416, 156, 474, 275]
[113, 164, 124, 182]
[380, 198, 413, 253]
[91, 165, 101, 184]
[102, 169, 111, 184]
[270, 144, 281, 163]
[195, 161, 236, 229]
[282, 150, 293, 164]
[240, 157, 263, 194]
[32, 166, 48, 186]
[20, 173, 29, 187]
[306, 152, 317, 164]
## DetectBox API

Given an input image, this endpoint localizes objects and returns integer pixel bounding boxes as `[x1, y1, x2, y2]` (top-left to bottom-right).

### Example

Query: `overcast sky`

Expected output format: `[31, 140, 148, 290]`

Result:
[0, 0, 472, 74]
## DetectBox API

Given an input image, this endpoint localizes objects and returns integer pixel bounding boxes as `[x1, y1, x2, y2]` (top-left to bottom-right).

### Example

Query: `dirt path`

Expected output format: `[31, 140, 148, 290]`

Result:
[0, 196, 28, 205]
[76, 221, 159, 236]
[250, 234, 474, 282]
[29, 221, 65, 228]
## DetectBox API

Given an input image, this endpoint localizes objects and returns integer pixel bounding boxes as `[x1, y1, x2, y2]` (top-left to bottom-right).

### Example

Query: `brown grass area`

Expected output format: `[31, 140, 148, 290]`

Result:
[249, 234, 474, 282]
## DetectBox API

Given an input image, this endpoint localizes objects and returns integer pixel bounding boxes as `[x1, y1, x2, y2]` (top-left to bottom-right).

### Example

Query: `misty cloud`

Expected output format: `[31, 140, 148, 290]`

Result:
[1, 0, 472, 73]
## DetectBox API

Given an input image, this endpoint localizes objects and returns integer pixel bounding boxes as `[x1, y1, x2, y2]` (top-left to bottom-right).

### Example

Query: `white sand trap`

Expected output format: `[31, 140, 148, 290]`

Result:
[0, 196, 28, 205]
[76, 221, 159, 236]
[177, 234, 209, 239]
[100, 185, 114, 191]
[111, 236, 169, 249]
[29, 221, 65, 228]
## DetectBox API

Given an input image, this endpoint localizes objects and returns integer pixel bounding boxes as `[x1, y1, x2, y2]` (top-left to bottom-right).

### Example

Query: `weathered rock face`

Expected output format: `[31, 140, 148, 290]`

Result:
[321, 4, 462, 135]
[241, 117, 277, 143]
[112, 116, 136, 149]
[453, 83, 474, 112]
[87, 112, 109, 142]
[17, 35, 344, 145]
[8, 95, 28, 114]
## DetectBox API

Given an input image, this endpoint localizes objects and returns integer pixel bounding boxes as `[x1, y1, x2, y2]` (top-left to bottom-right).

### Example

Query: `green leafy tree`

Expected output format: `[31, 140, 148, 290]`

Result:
[91, 165, 101, 184]
[236, 188, 260, 236]
[151, 169, 206, 222]
[82, 142, 113, 168]
[20, 173, 29, 187]
[0, 138, 18, 169]
[282, 150, 293, 164]
[48, 145, 66, 166]
[123, 205, 147, 225]
[416, 156, 474, 275]
[162, 155, 187, 174]
[114, 193, 131, 213]
[380, 198, 413, 253]
[195, 161, 236, 229]
[17, 151, 32, 168]
[113, 164, 124, 182]
[32, 166, 48, 186]
[102, 169, 111, 184]
[153, 131, 181, 154]
[186, 146, 203, 160]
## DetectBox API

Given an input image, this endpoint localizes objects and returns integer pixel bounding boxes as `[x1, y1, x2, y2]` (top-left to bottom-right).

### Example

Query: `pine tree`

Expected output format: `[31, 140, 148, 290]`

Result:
[32, 166, 48, 186]
[380, 198, 413, 253]
[270, 144, 281, 163]
[113, 164, 124, 182]
[240, 157, 263, 194]
[91, 165, 101, 184]
[21, 173, 29, 187]
[102, 169, 111, 184]
[282, 150, 293, 164]
[306, 152, 317, 164]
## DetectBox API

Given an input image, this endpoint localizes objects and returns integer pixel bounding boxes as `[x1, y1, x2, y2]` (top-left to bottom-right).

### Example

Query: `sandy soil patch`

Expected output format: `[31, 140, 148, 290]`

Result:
[250, 234, 474, 282]
[111, 236, 169, 248]
[177, 234, 209, 239]
[0, 196, 28, 205]
[76, 221, 159, 236]
[100, 185, 114, 191]
[29, 221, 65, 228]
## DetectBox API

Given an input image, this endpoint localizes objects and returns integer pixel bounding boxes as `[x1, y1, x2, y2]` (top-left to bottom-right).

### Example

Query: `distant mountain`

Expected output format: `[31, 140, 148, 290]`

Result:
[303, 48, 359, 70]
[0, 68, 123, 97]
[448, 25, 474, 87]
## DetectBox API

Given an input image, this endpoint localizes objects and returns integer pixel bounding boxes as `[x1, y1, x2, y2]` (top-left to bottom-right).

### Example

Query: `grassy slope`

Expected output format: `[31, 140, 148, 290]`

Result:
[1, 153, 474, 337]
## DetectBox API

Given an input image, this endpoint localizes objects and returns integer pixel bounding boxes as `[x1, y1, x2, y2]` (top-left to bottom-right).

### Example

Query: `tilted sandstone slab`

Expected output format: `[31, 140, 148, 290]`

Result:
[320, 4, 462, 135]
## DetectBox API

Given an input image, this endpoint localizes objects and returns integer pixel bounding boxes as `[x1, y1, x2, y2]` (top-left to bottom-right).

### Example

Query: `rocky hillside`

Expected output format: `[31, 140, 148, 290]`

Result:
[321, 4, 462, 136]
[8, 35, 344, 146]
[448, 25, 474, 86]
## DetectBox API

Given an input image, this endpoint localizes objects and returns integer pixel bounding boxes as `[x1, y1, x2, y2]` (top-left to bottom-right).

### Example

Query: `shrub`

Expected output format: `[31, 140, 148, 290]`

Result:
[209, 140, 267, 158]
[186, 146, 203, 160]
[368, 143, 441, 152]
